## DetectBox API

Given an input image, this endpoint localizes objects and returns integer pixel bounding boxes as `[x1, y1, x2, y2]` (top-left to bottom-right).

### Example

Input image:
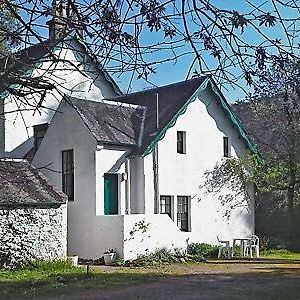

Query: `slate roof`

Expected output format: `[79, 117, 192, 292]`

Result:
[4, 137, 34, 160]
[109, 77, 207, 154]
[0, 160, 67, 207]
[65, 77, 256, 156]
[67, 96, 145, 146]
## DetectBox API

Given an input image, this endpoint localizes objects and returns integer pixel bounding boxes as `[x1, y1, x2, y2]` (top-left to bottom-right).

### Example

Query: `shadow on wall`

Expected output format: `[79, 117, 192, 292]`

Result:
[198, 160, 253, 226]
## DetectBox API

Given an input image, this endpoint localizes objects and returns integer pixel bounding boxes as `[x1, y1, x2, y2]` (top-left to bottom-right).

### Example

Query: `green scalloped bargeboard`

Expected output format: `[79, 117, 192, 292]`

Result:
[142, 77, 259, 158]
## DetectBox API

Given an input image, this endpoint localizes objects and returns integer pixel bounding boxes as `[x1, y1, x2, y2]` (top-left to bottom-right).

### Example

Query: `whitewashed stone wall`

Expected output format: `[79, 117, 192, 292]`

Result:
[0, 204, 67, 268]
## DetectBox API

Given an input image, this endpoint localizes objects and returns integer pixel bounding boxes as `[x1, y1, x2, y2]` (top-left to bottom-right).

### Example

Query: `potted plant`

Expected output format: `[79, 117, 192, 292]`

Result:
[68, 254, 79, 266]
[103, 249, 116, 265]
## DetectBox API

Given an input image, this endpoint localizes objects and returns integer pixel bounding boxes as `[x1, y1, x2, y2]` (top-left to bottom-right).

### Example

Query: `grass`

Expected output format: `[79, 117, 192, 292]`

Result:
[1, 250, 300, 299]
[260, 249, 300, 260]
[0, 260, 169, 299]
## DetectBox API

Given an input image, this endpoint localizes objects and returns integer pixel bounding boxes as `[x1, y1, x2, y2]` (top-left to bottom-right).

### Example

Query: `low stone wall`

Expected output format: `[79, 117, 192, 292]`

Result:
[0, 204, 67, 268]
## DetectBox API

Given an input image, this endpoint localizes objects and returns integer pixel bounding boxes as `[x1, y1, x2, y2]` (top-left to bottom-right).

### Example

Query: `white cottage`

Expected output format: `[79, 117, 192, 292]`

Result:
[0, 1, 256, 260]
[32, 77, 256, 260]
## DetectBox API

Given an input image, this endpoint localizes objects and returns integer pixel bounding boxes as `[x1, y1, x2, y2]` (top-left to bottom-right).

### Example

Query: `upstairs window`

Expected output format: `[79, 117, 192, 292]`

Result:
[160, 195, 174, 220]
[33, 123, 48, 153]
[177, 131, 186, 154]
[177, 196, 191, 232]
[223, 136, 230, 157]
[62, 150, 74, 201]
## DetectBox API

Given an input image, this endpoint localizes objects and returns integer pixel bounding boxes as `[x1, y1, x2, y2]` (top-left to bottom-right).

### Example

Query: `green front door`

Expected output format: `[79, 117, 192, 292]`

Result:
[104, 173, 118, 215]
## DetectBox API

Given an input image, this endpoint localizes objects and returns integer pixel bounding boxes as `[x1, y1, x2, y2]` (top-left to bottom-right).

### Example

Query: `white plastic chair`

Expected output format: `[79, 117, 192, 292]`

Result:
[217, 236, 232, 259]
[244, 235, 260, 258]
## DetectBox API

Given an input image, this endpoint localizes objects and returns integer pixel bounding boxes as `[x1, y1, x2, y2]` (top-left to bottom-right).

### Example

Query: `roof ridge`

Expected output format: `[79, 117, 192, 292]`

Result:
[110, 76, 207, 101]
[64, 95, 144, 110]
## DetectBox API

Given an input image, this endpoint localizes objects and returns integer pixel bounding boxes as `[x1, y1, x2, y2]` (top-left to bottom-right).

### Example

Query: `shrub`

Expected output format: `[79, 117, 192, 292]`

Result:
[126, 248, 183, 267]
[22, 259, 76, 271]
[187, 243, 218, 258]
[113, 258, 125, 267]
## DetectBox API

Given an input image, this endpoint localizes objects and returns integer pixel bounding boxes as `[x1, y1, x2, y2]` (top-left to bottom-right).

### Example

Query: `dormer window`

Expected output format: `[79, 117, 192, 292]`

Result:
[177, 131, 186, 154]
[33, 123, 48, 154]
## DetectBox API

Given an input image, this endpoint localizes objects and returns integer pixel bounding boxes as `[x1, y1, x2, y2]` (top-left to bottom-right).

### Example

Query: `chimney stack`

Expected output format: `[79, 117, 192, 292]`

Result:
[47, 0, 83, 41]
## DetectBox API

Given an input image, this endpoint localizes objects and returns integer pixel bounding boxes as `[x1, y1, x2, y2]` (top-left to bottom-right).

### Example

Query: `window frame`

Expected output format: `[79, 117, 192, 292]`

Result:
[177, 131, 186, 154]
[33, 123, 48, 153]
[223, 136, 230, 158]
[160, 195, 174, 220]
[62, 149, 74, 201]
[177, 196, 191, 232]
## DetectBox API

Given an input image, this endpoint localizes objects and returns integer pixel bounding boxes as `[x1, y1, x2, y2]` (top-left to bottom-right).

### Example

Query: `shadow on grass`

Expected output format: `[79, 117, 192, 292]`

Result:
[1, 261, 300, 300]
[0, 270, 158, 299]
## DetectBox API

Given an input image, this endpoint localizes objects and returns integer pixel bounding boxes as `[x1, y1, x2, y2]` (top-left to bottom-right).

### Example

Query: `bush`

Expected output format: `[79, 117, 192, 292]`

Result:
[22, 259, 77, 271]
[113, 258, 125, 266]
[187, 243, 219, 258]
[126, 248, 185, 267]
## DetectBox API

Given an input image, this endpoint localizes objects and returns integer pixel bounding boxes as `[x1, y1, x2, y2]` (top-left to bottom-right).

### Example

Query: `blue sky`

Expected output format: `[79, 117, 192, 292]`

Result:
[113, 0, 299, 102]
[19, 0, 300, 102]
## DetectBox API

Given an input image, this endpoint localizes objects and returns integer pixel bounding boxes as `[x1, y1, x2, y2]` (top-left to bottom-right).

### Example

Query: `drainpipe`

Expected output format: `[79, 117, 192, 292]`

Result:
[153, 92, 160, 214]
[125, 159, 130, 214]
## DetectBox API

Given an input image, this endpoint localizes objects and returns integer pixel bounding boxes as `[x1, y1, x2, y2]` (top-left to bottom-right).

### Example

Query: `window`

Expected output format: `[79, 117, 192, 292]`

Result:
[223, 136, 230, 157]
[160, 195, 173, 220]
[62, 150, 74, 201]
[177, 196, 190, 232]
[33, 123, 48, 153]
[177, 131, 186, 154]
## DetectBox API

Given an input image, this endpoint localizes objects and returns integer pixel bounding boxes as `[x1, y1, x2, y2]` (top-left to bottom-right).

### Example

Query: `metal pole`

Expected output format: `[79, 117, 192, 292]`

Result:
[153, 93, 160, 214]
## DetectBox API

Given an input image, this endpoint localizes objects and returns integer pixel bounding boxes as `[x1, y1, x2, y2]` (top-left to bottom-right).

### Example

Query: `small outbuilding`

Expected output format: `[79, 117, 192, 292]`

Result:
[0, 159, 67, 268]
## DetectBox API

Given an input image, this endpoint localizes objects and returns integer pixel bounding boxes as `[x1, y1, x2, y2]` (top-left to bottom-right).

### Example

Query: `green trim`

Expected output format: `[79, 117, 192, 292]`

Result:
[142, 77, 260, 158]
[208, 79, 260, 157]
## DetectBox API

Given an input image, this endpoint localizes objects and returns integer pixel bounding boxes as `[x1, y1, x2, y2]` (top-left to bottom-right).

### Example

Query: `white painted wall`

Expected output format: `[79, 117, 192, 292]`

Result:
[2, 39, 118, 153]
[143, 88, 255, 245]
[33, 100, 132, 258]
[123, 214, 187, 260]
[129, 157, 145, 214]
[32, 101, 99, 257]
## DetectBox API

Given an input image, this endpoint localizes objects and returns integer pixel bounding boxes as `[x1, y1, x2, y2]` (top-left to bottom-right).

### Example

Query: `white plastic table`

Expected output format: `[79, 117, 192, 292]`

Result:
[232, 237, 252, 257]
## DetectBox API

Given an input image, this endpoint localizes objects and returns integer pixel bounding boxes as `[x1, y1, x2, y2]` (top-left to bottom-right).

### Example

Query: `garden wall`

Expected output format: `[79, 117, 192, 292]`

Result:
[0, 204, 67, 267]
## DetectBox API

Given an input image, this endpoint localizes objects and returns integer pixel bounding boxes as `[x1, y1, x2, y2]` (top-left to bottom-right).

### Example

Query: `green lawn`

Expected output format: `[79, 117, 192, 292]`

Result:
[1, 251, 300, 299]
[260, 249, 300, 260]
[0, 260, 169, 299]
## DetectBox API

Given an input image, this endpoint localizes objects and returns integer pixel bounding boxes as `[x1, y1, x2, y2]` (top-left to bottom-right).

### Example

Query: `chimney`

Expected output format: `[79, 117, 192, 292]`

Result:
[47, 0, 83, 41]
